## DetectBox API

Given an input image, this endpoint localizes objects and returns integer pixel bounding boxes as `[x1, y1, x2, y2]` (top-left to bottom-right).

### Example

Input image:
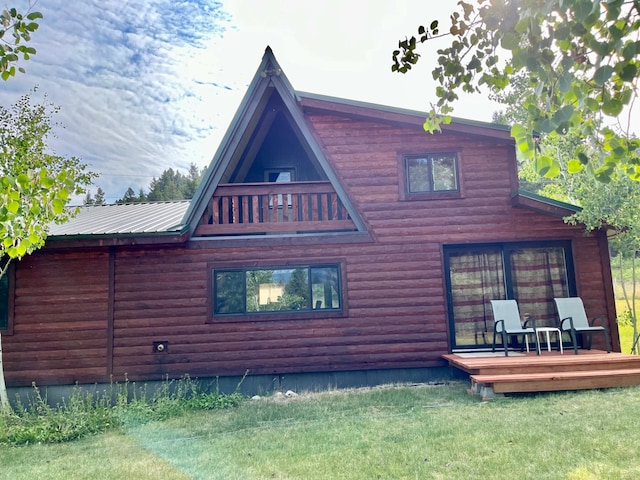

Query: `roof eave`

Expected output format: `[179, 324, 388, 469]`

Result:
[45, 227, 190, 249]
[511, 189, 581, 218]
[297, 92, 514, 142]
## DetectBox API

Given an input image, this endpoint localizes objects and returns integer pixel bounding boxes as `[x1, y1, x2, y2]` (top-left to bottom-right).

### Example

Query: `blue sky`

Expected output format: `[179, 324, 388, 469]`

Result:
[2, 0, 503, 203]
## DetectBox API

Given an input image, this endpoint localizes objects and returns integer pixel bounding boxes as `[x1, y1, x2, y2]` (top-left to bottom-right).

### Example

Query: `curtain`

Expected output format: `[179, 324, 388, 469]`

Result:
[449, 250, 505, 346]
[510, 247, 569, 327]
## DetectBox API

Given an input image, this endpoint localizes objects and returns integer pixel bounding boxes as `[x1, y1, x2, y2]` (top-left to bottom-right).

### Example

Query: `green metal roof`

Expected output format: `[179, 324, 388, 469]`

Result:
[48, 201, 190, 238]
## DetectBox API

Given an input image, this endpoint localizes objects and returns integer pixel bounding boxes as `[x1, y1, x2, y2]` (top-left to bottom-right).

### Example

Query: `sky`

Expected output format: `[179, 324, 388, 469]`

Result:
[1, 0, 504, 203]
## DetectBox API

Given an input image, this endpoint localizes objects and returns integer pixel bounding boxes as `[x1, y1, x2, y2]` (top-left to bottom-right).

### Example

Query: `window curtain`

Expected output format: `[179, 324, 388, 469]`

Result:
[449, 250, 505, 346]
[510, 247, 569, 326]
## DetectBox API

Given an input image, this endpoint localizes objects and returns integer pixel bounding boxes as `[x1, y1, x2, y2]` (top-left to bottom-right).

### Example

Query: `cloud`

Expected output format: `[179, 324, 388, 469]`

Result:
[1, 0, 232, 202]
[4, 0, 555, 204]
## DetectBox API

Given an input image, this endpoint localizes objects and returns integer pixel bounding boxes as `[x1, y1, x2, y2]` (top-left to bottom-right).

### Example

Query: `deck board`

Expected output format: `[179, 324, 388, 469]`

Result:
[443, 351, 640, 397]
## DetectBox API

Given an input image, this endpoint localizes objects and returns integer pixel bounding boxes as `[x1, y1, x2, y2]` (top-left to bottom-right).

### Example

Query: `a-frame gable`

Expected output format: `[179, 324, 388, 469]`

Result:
[183, 47, 368, 238]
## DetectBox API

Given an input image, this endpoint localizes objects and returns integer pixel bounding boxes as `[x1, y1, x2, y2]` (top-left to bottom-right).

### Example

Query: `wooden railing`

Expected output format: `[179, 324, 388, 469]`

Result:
[194, 181, 356, 235]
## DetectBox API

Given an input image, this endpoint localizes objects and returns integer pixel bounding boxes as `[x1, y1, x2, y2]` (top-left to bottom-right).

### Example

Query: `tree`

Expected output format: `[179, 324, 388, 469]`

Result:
[492, 54, 640, 354]
[0, 4, 42, 80]
[0, 92, 95, 410]
[117, 163, 204, 203]
[392, 0, 640, 183]
[83, 187, 106, 206]
[565, 171, 640, 353]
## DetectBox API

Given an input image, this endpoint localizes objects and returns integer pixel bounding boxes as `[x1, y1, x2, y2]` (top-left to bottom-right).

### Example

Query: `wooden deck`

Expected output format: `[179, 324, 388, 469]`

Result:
[442, 350, 640, 399]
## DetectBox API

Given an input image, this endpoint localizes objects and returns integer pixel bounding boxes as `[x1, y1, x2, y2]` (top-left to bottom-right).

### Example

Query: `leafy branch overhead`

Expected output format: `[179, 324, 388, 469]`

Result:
[0, 92, 96, 270]
[0, 5, 42, 80]
[393, 0, 640, 183]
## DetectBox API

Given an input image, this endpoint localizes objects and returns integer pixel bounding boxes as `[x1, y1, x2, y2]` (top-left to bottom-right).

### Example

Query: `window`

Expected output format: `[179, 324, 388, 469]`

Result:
[404, 153, 458, 195]
[265, 168, 294, 208]
[213, 264, 342, 316]
[444, 241, 575, 349]
[0, 262, 11, 331]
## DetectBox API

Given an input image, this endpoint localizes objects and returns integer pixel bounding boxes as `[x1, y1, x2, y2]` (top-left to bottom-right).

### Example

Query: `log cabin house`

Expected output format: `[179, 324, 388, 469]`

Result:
[0, 47, 619, 394]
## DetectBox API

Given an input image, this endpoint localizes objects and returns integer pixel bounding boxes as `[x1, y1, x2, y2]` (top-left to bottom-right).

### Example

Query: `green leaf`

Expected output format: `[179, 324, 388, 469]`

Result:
[500, 32, 520, 51]
[553, 105, 575, 124]
[16, 173, 30, 187]
[616, 62, 637, 82]
[594, 164, 614, 183]
[52, 198, 65, 214]
[567, 159, 584, 173]
[15, 242, 27, 257]
[593, 65, 614, 86]
[534, 155, 553, 177]
[7, 201, 19, 213]
[622, 40, 640, 60]
[602, 97, 623, 116]
[510, 123, 526, 139]
[577, 152, 589, 165]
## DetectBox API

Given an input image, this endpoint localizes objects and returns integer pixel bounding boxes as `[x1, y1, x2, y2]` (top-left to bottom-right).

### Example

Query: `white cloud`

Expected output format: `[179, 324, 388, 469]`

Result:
[1, 0, 508, 203]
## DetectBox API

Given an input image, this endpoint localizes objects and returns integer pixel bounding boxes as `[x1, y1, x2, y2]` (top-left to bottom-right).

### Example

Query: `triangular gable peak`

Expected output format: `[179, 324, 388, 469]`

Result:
[184, 47, 368, 239]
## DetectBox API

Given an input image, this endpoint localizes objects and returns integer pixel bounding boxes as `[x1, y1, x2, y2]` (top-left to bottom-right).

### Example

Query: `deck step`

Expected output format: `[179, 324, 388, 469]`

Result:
[443, 352, 640, 376]
[471, 368, 640, 394]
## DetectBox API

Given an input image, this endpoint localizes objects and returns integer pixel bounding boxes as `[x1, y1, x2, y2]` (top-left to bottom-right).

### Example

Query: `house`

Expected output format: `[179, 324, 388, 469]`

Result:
[0, 47, 619, 394]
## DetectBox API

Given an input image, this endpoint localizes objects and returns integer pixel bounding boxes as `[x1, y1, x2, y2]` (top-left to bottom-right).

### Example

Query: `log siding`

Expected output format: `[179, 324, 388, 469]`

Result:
[2, 108, 618, 387]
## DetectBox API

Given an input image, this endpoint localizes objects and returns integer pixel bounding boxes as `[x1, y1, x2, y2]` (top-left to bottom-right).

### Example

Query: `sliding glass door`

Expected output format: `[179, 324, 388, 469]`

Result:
[444, 241, 575, 349]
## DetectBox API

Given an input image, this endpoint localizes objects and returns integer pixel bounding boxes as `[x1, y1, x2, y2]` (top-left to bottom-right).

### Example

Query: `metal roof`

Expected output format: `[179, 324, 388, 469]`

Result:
[297, 91, 513, 134]
[48, 201, 190, 237]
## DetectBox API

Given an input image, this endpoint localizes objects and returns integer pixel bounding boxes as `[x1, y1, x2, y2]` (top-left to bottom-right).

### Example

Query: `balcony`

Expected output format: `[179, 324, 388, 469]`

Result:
[194, 181, 357, 236]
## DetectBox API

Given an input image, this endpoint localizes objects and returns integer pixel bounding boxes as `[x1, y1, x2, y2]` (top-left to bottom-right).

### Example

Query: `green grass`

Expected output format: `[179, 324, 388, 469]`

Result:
[3, 383, 640, 479]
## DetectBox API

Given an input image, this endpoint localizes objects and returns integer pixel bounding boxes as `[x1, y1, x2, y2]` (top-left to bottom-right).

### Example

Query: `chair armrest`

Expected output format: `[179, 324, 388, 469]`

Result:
[560, 316, 575, 331]
[590, 315, 608, 328]
[494, 319, 505, 333]
[523, 318, 537, 330]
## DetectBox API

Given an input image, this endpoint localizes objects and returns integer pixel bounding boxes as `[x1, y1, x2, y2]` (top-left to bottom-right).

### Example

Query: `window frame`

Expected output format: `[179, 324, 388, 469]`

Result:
[399, 150, 463, 201]
[0, 262, 15, 335]
[208, 258, 348, 322]
[443, 240, 577, 350]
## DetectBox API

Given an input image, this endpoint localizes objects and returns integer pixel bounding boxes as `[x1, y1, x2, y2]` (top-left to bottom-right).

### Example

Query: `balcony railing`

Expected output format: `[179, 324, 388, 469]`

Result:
[194, 181, 357, 236]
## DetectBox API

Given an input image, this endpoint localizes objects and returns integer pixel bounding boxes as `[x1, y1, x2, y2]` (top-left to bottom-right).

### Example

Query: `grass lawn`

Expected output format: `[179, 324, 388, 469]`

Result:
[3, 382, 640, 479]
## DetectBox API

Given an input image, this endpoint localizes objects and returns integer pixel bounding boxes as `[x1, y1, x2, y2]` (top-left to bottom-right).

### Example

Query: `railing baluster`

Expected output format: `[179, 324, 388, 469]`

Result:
[197, 182, 355, 234]
[221, 197, 230, 224]
[242, 195, 249, 224]
[252, 195, 259, 224]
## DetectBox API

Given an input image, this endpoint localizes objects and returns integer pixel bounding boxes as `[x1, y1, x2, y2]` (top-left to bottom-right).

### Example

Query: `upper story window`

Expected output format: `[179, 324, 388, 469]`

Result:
[401, 152, 461, 200]
[213, 264, 342, 317]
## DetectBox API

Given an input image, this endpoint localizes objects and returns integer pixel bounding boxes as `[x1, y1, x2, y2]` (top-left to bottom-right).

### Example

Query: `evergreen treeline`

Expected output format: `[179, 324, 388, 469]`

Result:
[84, 163, 205, 205]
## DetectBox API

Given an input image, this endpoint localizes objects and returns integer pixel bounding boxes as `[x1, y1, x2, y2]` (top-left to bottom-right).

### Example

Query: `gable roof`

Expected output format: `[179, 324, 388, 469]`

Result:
[47, 47, 573, 246]
[183, 47, 370, 237]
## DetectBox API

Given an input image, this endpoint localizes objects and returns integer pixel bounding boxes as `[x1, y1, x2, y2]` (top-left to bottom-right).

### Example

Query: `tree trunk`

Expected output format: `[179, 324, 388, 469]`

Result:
[0, 332, 10, 411]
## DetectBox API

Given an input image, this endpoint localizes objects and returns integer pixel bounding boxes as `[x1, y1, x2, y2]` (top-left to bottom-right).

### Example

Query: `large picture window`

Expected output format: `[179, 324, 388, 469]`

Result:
[213, 264, 341, 316]
[444, 241, 575, 349]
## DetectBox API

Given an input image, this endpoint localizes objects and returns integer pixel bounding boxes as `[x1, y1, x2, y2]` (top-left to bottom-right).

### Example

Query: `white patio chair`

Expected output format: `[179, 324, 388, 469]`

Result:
[554, 297, 611, 355]
[490, 300, 541, 356]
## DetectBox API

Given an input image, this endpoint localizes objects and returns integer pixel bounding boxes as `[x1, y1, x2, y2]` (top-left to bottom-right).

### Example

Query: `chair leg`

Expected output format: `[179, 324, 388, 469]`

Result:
[501, 331, 508, 356]
[570, 329, 579, 355]
[492, 330, 497, 353]
[532, 332, 541, 356]
[604, 329, 611, 353]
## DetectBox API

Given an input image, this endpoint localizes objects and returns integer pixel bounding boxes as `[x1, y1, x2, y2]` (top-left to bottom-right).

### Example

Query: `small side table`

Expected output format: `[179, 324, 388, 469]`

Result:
[536, 327, 563, 354]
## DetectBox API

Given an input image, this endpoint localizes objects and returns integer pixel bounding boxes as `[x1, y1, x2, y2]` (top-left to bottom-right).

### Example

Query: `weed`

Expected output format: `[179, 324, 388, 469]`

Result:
[0, 375, 245, 446]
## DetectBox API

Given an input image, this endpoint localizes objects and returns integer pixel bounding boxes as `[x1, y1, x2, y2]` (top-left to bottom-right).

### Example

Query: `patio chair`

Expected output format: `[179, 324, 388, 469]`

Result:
[490, 299, 541, 356]
[554, 297, 611, 355]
